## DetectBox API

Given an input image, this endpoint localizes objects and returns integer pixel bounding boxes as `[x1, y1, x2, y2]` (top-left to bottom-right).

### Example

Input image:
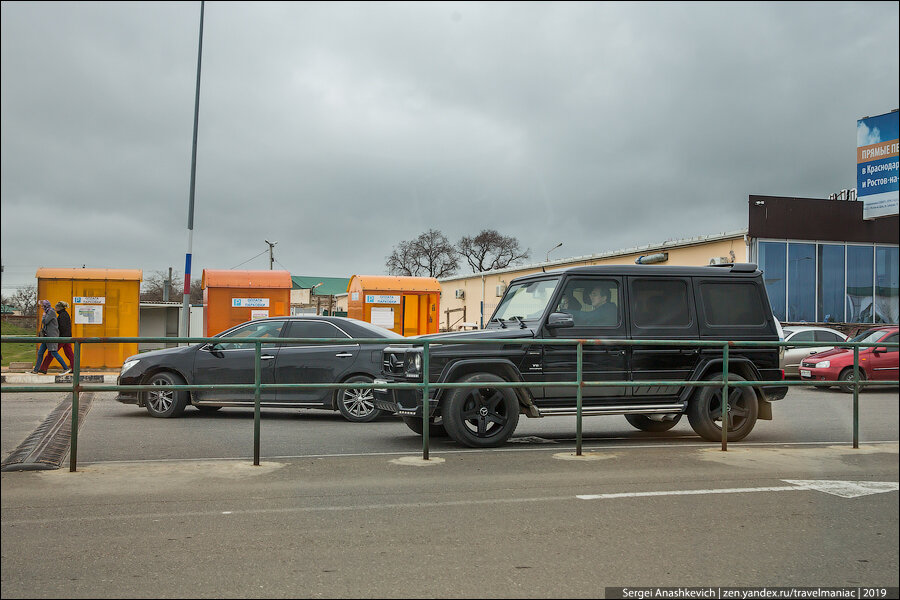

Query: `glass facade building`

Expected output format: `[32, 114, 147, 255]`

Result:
[756, 240, 898, 324]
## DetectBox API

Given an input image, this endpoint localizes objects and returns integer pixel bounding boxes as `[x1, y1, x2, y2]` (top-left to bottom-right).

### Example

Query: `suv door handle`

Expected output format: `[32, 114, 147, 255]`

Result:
[335, 353, 354, 358]
[260, 355, 276, 360]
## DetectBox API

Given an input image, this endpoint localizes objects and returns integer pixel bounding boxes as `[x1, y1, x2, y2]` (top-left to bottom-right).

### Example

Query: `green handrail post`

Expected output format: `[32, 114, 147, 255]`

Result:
[576, 341, 583, 456]
[70, 340, 81, 472]
[853, 347, 859, 449]
[721, 342, 729, 452]
[254, 340, 261, 466]
[423, 341, 430, 461]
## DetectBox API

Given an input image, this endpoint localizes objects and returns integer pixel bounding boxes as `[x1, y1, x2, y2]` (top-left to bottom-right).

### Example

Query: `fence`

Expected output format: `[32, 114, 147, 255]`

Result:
[1, 335, 897, 472]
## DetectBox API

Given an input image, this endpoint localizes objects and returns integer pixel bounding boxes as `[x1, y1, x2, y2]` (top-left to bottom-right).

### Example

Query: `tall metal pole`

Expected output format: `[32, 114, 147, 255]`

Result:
[181, 1, 205, 341]
[265, 240, 277, 270]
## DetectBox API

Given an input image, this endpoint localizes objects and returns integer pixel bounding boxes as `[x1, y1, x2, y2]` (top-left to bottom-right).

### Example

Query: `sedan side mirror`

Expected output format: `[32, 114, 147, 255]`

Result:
[546, 312, 575, 329]
[872, 347, 887, 355]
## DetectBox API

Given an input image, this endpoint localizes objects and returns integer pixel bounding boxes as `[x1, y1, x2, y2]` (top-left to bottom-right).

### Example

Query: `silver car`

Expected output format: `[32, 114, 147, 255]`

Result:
[780, 326, 848, 377]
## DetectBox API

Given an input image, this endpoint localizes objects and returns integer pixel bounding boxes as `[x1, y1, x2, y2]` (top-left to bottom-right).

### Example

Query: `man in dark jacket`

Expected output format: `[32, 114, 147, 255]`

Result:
[40, 301, 74, 373]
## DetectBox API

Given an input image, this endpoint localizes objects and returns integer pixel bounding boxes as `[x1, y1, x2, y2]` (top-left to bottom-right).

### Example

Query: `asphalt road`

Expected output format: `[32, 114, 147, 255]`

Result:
[2, 385, 898, 598]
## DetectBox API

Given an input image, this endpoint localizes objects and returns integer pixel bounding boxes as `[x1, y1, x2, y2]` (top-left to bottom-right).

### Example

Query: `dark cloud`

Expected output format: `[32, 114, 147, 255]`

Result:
[2, 1, 898, 292]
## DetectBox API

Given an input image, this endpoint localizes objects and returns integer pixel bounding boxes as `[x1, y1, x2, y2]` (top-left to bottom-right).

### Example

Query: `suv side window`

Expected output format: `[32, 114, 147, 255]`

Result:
[556, 278, 621, 328]
[629, 278, 696, 334]
[698, 282, 767, 327]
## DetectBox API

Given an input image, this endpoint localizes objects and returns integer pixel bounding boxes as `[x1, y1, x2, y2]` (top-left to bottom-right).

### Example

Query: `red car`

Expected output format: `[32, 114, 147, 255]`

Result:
[799, 326, 899, 392]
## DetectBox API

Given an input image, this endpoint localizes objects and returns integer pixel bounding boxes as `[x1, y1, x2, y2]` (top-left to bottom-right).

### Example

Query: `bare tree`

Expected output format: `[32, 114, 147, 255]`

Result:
[11, 285, 38, 316]
[140, 270, 203, 304]
[141, 270, 181, 302]
[458, 229, 530, 273]
[386, 229, 459, 278]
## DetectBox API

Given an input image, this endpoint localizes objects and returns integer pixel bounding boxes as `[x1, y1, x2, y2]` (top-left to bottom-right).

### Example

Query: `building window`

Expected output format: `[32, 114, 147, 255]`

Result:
[788, 243, 816, 322]
[846, 245, 874, 323]
[758, 241, 786, 321]
[817, 244, 845, 323]
[875, 246, 899, 324]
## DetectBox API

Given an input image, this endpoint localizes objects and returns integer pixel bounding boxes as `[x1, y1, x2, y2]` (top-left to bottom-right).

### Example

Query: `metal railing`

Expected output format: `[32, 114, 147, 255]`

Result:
[1, 335, 897, 471]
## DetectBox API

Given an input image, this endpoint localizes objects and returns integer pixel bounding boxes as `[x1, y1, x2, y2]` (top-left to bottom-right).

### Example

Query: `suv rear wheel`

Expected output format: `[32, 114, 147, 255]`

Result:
[442, 372, 520, 448]
[687, 373, 758, 442]
[624, 414, 681, 432]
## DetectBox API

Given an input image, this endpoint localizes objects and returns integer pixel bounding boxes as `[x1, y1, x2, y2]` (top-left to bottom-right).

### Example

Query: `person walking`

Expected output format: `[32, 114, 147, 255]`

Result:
[39, 301, 74, 373]
[32, 299, 69, 374]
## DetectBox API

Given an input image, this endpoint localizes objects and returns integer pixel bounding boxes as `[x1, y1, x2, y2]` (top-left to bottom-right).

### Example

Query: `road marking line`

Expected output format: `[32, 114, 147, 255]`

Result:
[577, 479, 900, 500]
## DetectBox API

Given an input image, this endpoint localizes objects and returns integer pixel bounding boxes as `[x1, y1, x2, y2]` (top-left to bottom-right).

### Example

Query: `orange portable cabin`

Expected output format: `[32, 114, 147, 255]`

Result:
[201, 270, 292, 336]
[35, 268, 142, 369]
[346, 275, 440, 336]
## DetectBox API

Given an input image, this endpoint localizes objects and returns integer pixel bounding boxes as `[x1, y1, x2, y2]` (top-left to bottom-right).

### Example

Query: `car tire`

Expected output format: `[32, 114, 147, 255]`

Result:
[838, 368, 866, 394]
[402, 416, 448, 437]
[687, 373, 758, 442]
[143, 371, 188, 418]
[624, 414, 682, 432]
[336, 375, 382, 422]
[442, 372, 520, 448]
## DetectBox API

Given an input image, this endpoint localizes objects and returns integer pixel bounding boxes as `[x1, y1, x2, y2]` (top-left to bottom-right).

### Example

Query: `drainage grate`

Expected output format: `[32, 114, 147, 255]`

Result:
[1, 393, 94, 471]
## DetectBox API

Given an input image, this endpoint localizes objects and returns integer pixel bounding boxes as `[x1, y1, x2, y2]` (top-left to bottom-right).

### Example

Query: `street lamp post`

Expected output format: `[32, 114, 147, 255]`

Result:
[546, 242, 563, 263]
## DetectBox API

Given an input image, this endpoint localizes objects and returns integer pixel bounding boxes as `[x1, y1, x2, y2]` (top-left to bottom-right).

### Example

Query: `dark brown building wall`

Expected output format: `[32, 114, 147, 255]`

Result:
[748, 195, 899, 244]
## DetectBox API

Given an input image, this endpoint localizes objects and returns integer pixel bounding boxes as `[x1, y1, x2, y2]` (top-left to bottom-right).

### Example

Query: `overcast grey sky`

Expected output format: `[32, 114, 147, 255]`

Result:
[2, 1, 898, 293]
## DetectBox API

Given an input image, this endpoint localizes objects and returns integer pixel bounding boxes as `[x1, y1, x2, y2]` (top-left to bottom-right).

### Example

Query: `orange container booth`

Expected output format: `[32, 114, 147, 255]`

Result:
[347, 275, 440, 336]
[201, 270, 292, 336]
[35, 268, 142, 369]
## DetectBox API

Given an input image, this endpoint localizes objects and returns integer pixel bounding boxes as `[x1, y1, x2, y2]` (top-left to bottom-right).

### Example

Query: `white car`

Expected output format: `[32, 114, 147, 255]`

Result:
[780, 326, 848, 377]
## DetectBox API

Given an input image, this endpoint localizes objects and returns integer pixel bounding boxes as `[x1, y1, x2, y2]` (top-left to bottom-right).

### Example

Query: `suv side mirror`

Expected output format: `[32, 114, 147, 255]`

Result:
[546, 312, 574, 329]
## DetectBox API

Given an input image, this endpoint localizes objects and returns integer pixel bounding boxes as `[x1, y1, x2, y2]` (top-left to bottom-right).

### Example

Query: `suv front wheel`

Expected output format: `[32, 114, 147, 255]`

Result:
[687, 373, 758, 442]
[442, 372, 520, 448]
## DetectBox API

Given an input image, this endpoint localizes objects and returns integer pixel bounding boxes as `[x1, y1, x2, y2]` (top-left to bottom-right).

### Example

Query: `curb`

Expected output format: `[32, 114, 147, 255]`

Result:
[1, 373, 117, 384]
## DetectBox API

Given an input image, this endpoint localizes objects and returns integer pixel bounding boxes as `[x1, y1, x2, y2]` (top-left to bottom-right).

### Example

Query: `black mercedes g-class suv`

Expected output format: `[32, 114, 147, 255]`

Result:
[374, 263, 787, 448]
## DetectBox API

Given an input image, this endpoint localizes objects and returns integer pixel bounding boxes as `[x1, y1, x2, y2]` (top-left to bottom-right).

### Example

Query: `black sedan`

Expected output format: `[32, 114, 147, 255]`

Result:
[115, 316, 403, 422]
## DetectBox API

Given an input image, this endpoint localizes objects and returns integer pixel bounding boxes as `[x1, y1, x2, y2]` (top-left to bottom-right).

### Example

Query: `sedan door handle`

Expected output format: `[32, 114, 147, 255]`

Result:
[260, 355, 276, 360]
[335, 353, 354, 358]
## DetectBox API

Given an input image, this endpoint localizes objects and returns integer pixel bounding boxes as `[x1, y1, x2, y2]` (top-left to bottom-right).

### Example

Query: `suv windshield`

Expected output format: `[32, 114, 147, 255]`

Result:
[490, 278, 560, 325]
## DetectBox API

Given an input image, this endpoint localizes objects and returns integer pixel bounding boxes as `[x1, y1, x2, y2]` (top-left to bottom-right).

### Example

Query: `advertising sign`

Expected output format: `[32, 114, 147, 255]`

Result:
[857, 110, 899, 219]
[365, 294, 401, 304]
[73, 296, 105, 304]
[74, 305, 103, 324]
[231, 298, 270, 308]
[370, 306, 395, 328]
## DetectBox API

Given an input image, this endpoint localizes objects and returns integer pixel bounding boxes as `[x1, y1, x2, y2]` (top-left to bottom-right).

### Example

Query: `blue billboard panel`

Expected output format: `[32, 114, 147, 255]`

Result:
[857, 110, 899, 220]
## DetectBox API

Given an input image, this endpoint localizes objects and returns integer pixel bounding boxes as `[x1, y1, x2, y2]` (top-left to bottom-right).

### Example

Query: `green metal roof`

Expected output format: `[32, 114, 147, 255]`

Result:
[290, 276, 350, 296]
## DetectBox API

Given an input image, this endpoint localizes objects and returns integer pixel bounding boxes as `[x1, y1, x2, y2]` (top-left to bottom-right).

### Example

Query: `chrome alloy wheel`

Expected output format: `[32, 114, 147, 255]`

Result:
[147, 378, 176, 414]
[341, 386, 376, 419]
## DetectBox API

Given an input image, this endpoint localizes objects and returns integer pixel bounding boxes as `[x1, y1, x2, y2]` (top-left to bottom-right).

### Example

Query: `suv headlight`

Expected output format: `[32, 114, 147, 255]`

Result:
[121, 359, 140, 374]
[405, 352, 423, 376]
[814, 360, 830, 369]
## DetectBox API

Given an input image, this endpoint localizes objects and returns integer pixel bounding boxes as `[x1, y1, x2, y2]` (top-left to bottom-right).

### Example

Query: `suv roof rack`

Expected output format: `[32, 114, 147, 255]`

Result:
[707, 262, 757, 272]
